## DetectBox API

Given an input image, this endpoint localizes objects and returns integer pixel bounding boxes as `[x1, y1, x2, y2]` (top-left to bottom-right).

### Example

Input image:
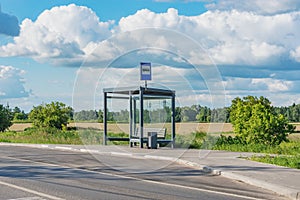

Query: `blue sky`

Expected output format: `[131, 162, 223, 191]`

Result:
[0, 0, 300, 112]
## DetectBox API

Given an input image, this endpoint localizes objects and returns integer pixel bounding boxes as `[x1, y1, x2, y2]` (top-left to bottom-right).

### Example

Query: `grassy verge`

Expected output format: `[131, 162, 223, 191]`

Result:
[0, 128, 214, 148]
[0, 128, 83, 144]
[213, 134, 300, 169]
[213, 141, 300, 155]
[174, 132, 219, 149]
[249, 155, 300, 169]
[0, 127, 129, 145]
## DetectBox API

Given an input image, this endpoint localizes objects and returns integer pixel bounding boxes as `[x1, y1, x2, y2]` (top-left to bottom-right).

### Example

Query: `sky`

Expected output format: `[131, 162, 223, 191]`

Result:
[0, 0, 300, 112]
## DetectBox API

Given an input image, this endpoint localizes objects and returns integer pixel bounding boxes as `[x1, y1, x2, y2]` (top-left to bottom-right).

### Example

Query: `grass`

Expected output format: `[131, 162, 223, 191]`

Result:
[213, 140, 300, 155]
[175, 132, 219, 149]
[250, 155, 300, 169]
[0, 127, 83, 144]
[0, 127, 128, 145]
[1, 127, 213, 148]
[213, 134, 300, 169]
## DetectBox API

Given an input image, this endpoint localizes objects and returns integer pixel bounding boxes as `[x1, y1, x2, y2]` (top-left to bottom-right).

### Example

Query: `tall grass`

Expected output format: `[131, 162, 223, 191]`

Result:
[0, 127, 131, 145]
[213, 134, 300, 169]
[213, 137, 300, 155]
[0, 127, 83, 144]
[175, 131, 219, 149]
[250, 155, 300, 169]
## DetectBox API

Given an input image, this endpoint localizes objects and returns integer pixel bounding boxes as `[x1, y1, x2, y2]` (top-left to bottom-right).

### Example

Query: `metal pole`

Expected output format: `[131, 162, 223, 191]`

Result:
[103, 92, 107, 145]
[129, 93, 133, 147]
[139, 87, 144, 148]
[133, 99, 136, 135]
[171, 92, 176, 148]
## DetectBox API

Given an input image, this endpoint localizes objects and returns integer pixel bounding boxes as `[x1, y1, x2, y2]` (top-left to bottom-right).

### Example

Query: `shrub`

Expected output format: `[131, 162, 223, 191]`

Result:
[0, 104, 13, 132]
[29, 101, 73, 130]
[230, 96, 295, 145]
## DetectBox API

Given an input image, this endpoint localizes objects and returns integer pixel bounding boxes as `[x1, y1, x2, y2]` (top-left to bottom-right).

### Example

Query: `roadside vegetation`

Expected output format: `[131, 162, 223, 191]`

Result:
[212, 96, 299, 169]
[0, 97, 300, 169]
[0, 127, 128, 145]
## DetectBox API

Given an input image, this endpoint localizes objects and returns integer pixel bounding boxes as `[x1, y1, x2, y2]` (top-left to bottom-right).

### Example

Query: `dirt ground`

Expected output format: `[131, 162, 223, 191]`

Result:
[9, 122, 300, 134]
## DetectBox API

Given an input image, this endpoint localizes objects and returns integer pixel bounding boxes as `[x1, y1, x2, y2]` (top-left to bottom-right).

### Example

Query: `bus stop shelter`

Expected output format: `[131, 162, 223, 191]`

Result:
[103, 86, 176, 148]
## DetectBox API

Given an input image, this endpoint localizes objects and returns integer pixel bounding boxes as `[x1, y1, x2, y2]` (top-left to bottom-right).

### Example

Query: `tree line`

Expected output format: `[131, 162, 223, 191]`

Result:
[2, 101, 300, 125]
[1, 96, 296, 146]
[73, 104, 300, 123]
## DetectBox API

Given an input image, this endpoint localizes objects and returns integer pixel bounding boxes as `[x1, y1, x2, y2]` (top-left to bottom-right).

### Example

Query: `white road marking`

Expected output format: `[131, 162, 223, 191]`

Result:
[4, 156, 265, 200]
[0, 179, 64, 200]
[8, 197, 46, 200]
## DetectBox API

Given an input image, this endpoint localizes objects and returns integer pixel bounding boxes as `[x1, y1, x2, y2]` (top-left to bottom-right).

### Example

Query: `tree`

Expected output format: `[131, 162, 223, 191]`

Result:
[230, 96, 295, 145]
[175, 107, 181, 122]
[29, 102, 73, 130]
[74, 110, 98, 121]
[12, 106, 28, 121]
[0, 104, 13, 132]
[98, 109, 103, 122]
[181, 106, 198, 122]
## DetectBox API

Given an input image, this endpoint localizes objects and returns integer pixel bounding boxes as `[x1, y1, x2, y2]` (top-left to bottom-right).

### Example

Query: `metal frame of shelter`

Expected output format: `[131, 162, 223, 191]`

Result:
[103, 86, 176, 148]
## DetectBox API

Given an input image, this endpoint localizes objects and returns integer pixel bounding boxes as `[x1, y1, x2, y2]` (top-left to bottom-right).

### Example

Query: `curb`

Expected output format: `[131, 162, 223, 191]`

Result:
[1, 143, 298, 200]
[221, 171, 299, 200]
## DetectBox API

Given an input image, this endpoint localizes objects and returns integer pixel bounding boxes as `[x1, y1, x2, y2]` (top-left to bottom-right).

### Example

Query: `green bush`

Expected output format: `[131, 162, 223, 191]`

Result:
[0, 104, 13, 132]
[29, 102, 73, 130]
[230, 96, 295, 145]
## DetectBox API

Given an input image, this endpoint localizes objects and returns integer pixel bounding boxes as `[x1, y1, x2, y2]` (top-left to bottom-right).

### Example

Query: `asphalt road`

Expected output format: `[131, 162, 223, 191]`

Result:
[0, 146, 288, 200]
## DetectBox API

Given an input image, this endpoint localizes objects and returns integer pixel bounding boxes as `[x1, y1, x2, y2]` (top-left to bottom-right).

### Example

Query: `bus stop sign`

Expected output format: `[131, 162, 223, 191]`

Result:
[140, 62, 152, 81]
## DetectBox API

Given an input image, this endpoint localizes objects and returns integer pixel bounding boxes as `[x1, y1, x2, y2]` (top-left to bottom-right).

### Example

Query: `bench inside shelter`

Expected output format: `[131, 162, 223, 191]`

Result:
[130, 127, 168, 147]
[132, 127, 166, 139]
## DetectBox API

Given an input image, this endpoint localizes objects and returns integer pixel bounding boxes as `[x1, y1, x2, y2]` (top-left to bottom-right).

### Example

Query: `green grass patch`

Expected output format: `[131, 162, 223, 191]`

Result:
[0, 127, 130, 145]
[0, 127, 83, 144]
[250, 155, 300, 169]
[213, 133, 300, 169]
[213, 137, 300, 155]
[174, 131, 219, 149]
[0, 129, 221, 149]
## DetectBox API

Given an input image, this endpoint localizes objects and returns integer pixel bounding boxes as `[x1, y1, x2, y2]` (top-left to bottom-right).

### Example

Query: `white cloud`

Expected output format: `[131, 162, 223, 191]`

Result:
[1, 6, 300, 67]
[0, 65, 30, 99]
[0, 4, 112, 63]
[290, 46, 300, 62]
[118, 8, 180, 31]
[118, 8, 300, 66]
[223, 77, 293, 93]
[206, 0, 300, 15]
[252, 78, 293, 92]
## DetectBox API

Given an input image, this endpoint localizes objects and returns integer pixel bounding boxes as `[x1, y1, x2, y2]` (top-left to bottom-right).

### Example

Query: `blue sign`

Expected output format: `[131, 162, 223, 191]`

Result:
[140, 62, 152, 81]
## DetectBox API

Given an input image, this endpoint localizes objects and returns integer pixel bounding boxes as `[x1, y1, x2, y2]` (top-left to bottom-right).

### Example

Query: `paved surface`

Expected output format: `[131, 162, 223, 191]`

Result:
[0, 145, 286, 200]
[1, 143, 299, 200]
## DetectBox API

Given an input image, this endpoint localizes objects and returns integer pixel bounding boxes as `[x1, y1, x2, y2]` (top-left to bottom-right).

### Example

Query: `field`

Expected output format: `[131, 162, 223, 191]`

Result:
[9, 122, 300, 134]
[9, 122, 234, 134]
